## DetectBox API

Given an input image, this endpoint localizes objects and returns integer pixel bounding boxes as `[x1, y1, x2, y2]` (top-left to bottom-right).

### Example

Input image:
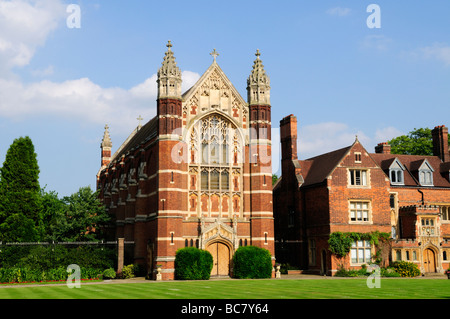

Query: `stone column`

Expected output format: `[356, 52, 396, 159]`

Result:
[117, 238, 124, 275]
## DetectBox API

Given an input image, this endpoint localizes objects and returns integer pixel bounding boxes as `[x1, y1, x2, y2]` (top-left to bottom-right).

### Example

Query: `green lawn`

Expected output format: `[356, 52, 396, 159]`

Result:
[0, 278, 448, 299]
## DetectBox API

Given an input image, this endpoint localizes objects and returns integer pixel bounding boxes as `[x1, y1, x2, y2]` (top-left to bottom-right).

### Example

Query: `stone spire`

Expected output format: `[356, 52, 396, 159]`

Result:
[247, 49, 270, 106]
[101, 124, 112, 148]
[101, 124, 112, 168]
[157, 40, 182, 99]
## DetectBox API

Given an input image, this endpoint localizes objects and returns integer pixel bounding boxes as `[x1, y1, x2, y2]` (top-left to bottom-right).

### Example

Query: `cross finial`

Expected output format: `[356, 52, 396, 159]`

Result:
[255, 49, 261, 58]
[137, 115, 143, 127]
[210, 48, 219, 62]
[166, 40, 172, 50]
[104, 124, 109, 131]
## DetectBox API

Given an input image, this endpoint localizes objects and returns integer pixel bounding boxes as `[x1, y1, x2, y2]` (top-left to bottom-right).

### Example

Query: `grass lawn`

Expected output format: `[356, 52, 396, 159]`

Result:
[0, 278, 448, 299]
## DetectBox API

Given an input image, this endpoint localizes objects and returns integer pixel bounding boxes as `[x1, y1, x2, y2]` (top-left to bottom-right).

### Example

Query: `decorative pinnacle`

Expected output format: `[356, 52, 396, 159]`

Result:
[101, 124, 112, 148]
[210, 48, 219, 63]
[248, 49, 270, 86]
[158, 40, 181, 78]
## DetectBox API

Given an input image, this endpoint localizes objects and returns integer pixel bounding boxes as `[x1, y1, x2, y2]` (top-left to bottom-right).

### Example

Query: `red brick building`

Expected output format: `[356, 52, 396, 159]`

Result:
[274, 115, 450, 275]
[96, 42, 274, 280]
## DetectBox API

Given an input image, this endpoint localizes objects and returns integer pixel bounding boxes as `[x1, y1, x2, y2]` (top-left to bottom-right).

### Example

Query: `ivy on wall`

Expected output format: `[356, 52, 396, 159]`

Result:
[328, 231, 391, 259]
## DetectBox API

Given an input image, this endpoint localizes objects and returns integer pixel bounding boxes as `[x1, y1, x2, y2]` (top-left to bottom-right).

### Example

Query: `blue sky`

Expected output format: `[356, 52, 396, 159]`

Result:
[1, 0, 449, 197]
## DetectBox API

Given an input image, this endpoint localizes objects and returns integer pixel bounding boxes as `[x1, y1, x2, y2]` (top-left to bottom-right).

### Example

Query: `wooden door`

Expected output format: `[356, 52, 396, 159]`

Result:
[424, 249, 436, 273]
[207, 242, 230, 276]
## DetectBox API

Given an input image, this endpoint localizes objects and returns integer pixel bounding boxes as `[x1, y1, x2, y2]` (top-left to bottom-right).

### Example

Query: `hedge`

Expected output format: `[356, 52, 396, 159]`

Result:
[232, 246, 272, 279]
[0, 266, 102, 284]
[174, 247, 213, 280]
[0, 245, 116, 270]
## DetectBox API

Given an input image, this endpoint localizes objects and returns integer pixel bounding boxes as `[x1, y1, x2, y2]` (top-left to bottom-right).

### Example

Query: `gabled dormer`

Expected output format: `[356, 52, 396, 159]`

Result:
[414, 159, 435, 186]
[389, 158, 405, 185]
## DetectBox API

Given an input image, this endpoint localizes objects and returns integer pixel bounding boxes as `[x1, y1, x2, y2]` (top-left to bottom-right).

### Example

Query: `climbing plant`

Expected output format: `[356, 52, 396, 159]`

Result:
[328, 231, 391, 261]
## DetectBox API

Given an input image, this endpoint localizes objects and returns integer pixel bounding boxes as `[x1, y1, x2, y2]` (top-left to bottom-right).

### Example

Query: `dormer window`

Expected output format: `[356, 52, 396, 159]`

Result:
[419, 170, 433, 185]
[418, 160, 434, 186]
[389, 158, 405, 185]
[390, 170, 403, 184]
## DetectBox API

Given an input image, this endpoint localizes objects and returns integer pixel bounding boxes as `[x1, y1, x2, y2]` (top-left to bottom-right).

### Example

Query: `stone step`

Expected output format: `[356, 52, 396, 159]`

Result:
[423, 272, 447, 278]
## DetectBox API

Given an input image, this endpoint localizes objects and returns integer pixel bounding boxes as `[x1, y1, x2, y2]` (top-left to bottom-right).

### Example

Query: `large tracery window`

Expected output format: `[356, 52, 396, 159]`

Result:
[189, 114, 242, 218]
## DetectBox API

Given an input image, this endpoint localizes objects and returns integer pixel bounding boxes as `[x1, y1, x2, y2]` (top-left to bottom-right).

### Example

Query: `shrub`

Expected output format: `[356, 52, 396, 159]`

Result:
[334, 266, 368, 277]
[102, 268, 116, 279]
[120, 264, 135, 279]
[391, 261, 420, 277]
[380, 267, 401, 277]
[279, 263, 299, 274]
[174, 247, 213, 280]
[232, 246, 273, 279]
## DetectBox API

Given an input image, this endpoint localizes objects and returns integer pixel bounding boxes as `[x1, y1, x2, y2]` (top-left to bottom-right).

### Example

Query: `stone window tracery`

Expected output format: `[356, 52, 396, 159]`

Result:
[188, 114, 242, 218]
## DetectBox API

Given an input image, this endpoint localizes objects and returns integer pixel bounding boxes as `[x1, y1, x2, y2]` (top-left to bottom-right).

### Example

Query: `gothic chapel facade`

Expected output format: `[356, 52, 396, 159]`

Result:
[96, 42, 275, 280]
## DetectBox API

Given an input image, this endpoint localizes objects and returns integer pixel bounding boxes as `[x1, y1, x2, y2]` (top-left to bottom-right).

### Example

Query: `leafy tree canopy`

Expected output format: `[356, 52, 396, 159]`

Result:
[46, 186, 111, 242]
[387, 127, 449, 156]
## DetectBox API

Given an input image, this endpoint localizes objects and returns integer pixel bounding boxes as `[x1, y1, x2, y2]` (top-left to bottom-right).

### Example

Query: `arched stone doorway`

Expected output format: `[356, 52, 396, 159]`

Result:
[423, 248, 436, 273]
[206, 241, 231, 277]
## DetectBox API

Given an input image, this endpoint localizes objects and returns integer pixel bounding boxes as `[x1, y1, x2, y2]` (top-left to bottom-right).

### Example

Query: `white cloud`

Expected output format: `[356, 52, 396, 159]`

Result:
[297, 122, 366, 159]
[0, 71, 201, 134]
[416, 43, 450, 66]
[0, 0, 202, 138]
[0, 0, 66, 75]
[374, 126, 403, 144]
[360, 35, 392, 52]
[326, 7, 351, 17]
[293, 122, 403, 159]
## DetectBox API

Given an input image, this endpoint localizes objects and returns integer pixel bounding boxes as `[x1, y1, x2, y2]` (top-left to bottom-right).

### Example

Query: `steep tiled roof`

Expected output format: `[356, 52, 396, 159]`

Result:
[109, 116, 158, 164]
[370, 153, 450, 187]
[300, 145, 352, 187]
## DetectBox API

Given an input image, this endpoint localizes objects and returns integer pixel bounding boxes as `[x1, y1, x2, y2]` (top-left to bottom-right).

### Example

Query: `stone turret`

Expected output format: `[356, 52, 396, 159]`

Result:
[247, 49, 270, 106]
[157, 40, 182, 100]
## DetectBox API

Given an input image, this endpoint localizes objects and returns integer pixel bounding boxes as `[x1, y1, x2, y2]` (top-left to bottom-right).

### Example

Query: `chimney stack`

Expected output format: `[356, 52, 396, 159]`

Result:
[375, 142, 391, 154]
[432, 125, 449, 162]
[280, 114, 298, 161]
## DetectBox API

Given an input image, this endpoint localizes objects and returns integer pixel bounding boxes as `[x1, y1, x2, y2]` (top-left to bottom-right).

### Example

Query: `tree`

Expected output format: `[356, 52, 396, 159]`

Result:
[0, 137, 43, 242]
[272, 174, 279, 186]
[387, 127, 449, 156]
[49, 186, 111, 242]
[40, 188, 66, 241]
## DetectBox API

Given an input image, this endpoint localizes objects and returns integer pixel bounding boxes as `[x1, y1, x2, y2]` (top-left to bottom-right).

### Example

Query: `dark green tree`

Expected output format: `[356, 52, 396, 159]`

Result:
[272, 174, 279, 186]
[40, 188, 66, 241]
[387, 127, 448, 156]
[50, 186, 110, 242]
[0, 136, 43, 242]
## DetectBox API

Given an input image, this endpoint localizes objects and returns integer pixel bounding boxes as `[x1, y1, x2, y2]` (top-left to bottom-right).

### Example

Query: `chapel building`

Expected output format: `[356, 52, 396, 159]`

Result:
[273, 115, 450, 276]
[96, 42, 275, 280]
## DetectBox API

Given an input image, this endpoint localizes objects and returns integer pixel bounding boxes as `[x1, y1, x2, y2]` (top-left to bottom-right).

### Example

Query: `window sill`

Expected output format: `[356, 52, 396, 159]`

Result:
[347, 185, 371, 189]
[349, 221, 372, 225]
